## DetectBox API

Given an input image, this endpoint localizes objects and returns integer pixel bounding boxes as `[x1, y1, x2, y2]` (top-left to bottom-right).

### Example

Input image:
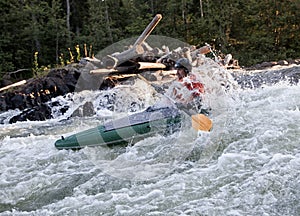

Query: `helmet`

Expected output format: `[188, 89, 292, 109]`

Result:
[174, 58, 192, 73]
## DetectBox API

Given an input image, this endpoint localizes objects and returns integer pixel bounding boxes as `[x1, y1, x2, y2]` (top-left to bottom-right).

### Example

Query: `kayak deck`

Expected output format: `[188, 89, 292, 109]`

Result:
[55, 107, 181, 150]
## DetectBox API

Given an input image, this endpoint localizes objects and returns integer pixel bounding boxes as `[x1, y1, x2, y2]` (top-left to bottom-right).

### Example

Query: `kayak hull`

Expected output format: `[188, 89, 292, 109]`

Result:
[55, 107, 181, 150]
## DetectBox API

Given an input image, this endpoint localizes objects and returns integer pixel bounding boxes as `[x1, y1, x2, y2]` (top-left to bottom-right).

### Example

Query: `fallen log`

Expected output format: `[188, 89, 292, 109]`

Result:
[89, 68, 119, 75]
[191, 45, 211, 58]
[90, 62, 166, 75]
[90, 44, 213, 77]
[0, 80, 27, 92]
[137, 62, 166, 70]
[133, 14, 162, 47]
[102, 14, 162, 68]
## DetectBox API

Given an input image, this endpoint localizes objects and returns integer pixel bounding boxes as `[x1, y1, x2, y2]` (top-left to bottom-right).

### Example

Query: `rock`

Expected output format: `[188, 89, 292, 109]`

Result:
[0, 63, 120, 123]
[9, 104, 52, 123]
[10, 93, 26, 110]
[72, 102, 95, 117]
[0, 67, 78, 111]
[234, 65, 300, 89]
[260, 62, 275, 68]
[277, 60, 289, 65]
[142, 71, 157, 81]
[0, 79, 13, 88]
[0, 66, 81, 123]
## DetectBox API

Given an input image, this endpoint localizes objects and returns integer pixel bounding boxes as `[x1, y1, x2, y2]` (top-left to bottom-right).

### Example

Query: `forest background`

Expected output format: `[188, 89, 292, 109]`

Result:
[0, 0, 299, 80]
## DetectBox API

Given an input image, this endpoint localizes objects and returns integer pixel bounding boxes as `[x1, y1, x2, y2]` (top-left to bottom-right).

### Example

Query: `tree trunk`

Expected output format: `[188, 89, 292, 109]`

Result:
[66, 0, 71, 40]
[199, 0, 204, 17]
[30, 2, 41, 53]
[32, 14, 41, 53]
[56, 30, 59, 64]
[104, 1, 113, 43]
[150, 0, 154, 14]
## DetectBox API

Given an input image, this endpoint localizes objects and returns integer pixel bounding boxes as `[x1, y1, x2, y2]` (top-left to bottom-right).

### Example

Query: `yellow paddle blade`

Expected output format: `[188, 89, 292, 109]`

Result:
[191, 114, 213, 131]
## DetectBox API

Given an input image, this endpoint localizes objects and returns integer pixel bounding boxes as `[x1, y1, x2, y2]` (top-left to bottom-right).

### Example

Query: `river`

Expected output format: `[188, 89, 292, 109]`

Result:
[0, 61, 299, 215]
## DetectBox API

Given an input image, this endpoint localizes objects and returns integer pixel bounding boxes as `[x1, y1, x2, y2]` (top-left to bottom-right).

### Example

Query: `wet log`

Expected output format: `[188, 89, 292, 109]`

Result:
[102, 14, 162, 68]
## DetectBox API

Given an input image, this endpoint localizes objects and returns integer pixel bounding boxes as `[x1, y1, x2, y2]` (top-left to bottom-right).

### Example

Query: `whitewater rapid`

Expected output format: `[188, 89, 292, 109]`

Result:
[0, 65, 299, 215]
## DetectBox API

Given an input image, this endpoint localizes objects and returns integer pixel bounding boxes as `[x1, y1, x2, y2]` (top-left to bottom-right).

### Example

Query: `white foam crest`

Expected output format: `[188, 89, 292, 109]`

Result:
[0, 109, 22, 124]
[82, 125, 200, 181]
[47, 79, 157, 121]
[191, 58, 239, 121]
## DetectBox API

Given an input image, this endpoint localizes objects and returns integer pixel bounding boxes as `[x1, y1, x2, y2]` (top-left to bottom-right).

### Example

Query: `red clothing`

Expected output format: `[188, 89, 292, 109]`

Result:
[183, 81, 205, 97]
[170, 74, 205, 104]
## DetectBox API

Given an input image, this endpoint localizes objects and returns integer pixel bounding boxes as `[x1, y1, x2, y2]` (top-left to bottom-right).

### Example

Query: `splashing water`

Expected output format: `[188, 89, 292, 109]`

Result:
[0, 59, 299, 215]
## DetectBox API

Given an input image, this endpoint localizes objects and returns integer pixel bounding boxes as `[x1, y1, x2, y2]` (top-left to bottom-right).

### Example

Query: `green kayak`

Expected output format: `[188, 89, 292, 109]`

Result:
[55, 107, 181, 150]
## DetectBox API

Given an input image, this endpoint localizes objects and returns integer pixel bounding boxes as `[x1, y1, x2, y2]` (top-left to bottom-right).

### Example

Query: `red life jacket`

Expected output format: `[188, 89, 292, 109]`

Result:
[184, 81, 205, 97]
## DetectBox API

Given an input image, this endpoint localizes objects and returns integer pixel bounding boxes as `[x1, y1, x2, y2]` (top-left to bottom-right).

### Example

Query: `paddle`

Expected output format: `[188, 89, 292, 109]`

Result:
[137, 74, 213, 131]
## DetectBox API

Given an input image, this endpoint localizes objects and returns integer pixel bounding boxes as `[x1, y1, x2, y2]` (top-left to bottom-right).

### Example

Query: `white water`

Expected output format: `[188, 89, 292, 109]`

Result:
[0, 64, 299, 215]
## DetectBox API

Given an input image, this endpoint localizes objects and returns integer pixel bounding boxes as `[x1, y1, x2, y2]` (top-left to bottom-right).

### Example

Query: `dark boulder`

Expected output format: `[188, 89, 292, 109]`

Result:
[10, 93, 26, 110]
[0, 67, 79, 112]
[0, 66, 82, 123]
[9, 104, 52, 123]
[72, 102, 95, 117]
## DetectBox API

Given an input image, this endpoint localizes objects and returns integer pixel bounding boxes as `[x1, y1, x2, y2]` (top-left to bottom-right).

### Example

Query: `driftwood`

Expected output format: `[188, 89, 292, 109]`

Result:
[88, 44, 213, 77]
[138, 62, 166, 70]
[85, 13, 214, 78]
[84, 12, 215, 78]
[90, 62, 166, 75]
[0, 80, 27, 92]
[102, 14, 162, 68]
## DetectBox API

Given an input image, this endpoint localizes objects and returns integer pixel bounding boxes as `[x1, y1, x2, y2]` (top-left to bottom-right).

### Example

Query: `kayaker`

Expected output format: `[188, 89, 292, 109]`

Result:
[146, 57, 207, 113]
[167, 58, 205, 105]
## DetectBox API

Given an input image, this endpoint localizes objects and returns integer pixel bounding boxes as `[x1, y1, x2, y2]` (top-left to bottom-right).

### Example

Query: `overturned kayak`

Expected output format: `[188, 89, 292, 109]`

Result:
[55, 107, 182, 150]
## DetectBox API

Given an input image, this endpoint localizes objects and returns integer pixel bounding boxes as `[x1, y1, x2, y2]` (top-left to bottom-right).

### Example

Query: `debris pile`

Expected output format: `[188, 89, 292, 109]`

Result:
[0, 14, 237, 123]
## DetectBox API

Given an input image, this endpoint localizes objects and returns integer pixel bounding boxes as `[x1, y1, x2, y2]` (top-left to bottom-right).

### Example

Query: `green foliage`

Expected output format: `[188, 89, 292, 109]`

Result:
[32, 51, 50, 78]
[0, 0, 300, 80]
[33, 52, 39, 74]
[75, 45, 81, 62]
